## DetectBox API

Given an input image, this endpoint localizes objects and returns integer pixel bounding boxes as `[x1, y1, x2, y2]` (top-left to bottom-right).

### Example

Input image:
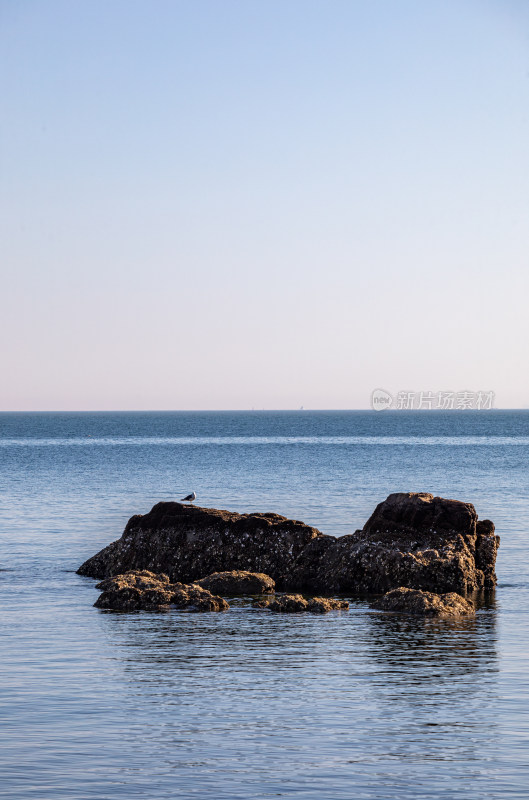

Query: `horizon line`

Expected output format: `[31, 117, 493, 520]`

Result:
[0, 407, 526, 414]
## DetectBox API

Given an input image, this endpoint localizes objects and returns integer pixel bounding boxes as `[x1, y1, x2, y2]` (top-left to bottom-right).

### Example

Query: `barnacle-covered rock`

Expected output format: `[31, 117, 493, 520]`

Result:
[254, 594, 349, 613]
[374, 587, 475, 617]
[94, 570, 228, 612]
[284, 493, 499, 596]
[79, 493, 499, 598]
[78, 503, 319, 584]
[195, 570, 275, 595]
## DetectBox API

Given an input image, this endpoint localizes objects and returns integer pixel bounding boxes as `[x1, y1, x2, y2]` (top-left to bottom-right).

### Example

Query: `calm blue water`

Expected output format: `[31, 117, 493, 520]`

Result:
[1, 411, 528, 799]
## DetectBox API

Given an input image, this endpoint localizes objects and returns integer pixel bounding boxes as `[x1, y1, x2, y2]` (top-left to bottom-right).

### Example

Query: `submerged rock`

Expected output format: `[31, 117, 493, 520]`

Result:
[253, 593, 308, 612]
[254, 594, 349, 613]
[79, 493, 499, 597]
[195, 570, 275, 595]
[94, 570, 229, 612]
[309, 597, 350, 613]
[374, 587, 475, 617]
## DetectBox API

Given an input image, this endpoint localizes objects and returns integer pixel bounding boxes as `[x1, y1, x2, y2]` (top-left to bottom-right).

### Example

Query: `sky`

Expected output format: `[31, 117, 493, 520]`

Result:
[1, 0, 528, 410]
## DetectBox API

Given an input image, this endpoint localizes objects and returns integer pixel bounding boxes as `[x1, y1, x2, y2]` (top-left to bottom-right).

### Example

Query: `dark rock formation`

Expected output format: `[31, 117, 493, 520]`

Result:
[94, 570, 229, 612]
[474, 519, 498, 587]
[195, 570, 275, 595]
[78, 503, 319, 584]
[374, 587, 475, 617]
[79, 493, 499, 597]
[254, 594, 349, 613]
[285, 492, 499, 596]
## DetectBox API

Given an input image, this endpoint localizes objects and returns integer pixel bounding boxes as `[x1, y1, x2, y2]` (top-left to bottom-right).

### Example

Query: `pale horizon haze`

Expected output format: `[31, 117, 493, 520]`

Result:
[1, 0, 528, 411]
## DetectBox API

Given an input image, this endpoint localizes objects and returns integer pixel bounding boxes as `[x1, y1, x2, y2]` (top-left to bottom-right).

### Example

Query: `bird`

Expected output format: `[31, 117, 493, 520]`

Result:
[180, 491, 196, 503]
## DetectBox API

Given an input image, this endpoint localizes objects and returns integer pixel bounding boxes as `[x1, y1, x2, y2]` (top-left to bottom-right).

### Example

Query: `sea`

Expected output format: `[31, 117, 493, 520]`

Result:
[1, 410, 528, 800]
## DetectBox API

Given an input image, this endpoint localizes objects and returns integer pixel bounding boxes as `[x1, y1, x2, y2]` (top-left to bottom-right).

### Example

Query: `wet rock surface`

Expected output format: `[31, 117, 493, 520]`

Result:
[254, 594, 349, 613]
[94, 570, 229, 612]
[308, 597, 350, 613]
[79, 493, 499, 597]
[374, 587, 475, 617]
[195, 570, 275, 595]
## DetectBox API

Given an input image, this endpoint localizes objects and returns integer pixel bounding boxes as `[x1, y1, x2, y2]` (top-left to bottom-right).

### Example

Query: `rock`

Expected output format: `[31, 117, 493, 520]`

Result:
[254, 594, 349, 613]
[78, 493, 499, 597]
[170, 583, 229, 612]
[374, 587, 475, 617]
[309, 597, 350, 613]
[94, 570, 175, 610]
[475, 519, 498, 587]
[93, 570, 229, 612]
[252, 599, 273, 609]
[195, 570, 275, 595]
[284, 492, 499, 596]
[95, 570, 170, 592]
[78, 503, 320, 584]
[263, 594, 309, 612]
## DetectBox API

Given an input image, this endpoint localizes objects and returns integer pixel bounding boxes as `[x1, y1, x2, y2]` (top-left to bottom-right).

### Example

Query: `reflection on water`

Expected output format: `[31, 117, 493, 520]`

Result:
[364, 609, 499, 763]
[72, 602, 501, 800]
[366, 605, 498, 679]
[1, 565, 526, 799]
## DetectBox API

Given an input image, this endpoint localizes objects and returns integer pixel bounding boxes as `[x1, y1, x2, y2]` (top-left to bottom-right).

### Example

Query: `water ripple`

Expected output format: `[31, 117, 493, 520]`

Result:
[1, 435, 529, 447]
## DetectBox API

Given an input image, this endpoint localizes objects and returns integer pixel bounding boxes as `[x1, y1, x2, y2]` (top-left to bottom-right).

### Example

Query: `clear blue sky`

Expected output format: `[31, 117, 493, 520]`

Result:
[1, 0, 528, 410]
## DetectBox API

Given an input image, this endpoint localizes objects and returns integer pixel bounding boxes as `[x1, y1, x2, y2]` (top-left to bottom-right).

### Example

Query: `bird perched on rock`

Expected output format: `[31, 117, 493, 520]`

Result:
[180, 491, 196, 503]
